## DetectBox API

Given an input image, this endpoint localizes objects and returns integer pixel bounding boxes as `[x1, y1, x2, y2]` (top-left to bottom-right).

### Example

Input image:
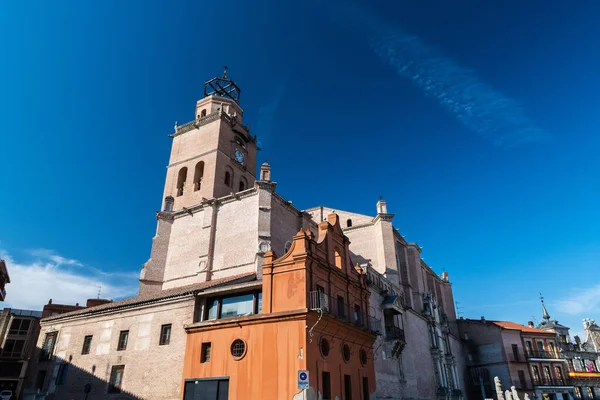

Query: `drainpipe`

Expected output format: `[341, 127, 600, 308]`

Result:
[206, 200, 219, 281]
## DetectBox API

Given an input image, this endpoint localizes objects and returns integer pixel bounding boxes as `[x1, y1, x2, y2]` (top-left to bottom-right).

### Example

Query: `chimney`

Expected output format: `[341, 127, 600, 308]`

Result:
[259, 162, 271, 182]
[528, 321, 534, 328]
[481, 316, 486, 323]
[376, 198, 388, 214]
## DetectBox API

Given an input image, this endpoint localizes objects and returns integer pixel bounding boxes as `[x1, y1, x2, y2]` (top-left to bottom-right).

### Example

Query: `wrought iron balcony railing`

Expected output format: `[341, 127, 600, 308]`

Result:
[309, 291, 380, 334]
[526, 350, 560, 359]
[385, 325, 405, 341]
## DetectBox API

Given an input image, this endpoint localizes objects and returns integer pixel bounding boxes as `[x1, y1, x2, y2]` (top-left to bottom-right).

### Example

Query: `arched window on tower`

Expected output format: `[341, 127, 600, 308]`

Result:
[176, 167, 188, 197]
[224, 167, 233, 188]
[239, 177, 247, 192]
[334, 248, 343, 269]
[194, 161, 204, 191]
[200, 109, 207, 118]
[346, 219, 353, 227]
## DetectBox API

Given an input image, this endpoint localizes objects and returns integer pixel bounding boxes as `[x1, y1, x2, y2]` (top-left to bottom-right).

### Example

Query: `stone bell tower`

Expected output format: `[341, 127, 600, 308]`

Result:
[162, 68, 258, 211]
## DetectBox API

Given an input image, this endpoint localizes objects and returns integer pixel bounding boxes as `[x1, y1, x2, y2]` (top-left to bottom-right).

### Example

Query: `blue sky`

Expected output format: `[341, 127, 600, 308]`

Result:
[1, 1, 599, 335]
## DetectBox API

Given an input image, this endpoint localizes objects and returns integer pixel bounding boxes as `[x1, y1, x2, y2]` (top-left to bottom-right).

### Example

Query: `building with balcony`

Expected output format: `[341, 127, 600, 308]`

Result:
[537, 302, 600, 400]
[182, 214, 378, 399]
[27, 70, 466, 399]
[0, 308, 42, 399]
[0, 260, 10, 302]
[458, 318, 574, 400]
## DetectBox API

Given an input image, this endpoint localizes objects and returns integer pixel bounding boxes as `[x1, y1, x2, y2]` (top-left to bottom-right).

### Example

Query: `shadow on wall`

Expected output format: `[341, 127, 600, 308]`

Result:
[23, 347, 143, 400]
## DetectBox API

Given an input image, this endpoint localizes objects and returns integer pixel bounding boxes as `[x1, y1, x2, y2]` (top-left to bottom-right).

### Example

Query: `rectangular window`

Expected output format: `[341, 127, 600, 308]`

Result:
[35, 370, 46, 390]
[532, 366, 541, 384]
[354, 304, 362, 325]
[344, 374, 352, 400]
[183, 378, 229, 400]
[362, 377, 369, 400]
[221, 293, 254, 318]
[537, 341, 545, 354]
[205, 292, 262, 320]
[8, 318, 31, 335]
[575, 387, 582, 399]
[81, 335, 93, 355]
[207, 298, 219, 320]
[2, 339, 25, 358]
[322, 372, 331, 400]
[512, 344, 520, 361]
[40, 332, 57, 361]
[160, 324, 171, 345]
[518, 370, 526, 388]
[201, 342, 211, 363]
[117, 330, 129, 351]
[337, 296, 345, 318]
[108, 365, 125, 393]
[560, 334, 567, 344]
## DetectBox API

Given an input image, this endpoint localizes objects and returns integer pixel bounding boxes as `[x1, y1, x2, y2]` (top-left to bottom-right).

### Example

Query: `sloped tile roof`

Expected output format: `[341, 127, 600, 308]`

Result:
[42, 272, 257, 322]
[492, 321, 555, 335]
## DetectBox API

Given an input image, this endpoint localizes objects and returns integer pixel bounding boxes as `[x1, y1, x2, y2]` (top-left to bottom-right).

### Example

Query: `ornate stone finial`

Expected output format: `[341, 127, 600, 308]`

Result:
[524, 394, 530, 400]
[223, 65, 228, 78]
[494, 377, 505, 400]
[174, 121, 178, 133]
[511, 385, 519, 400]
[505, 390, 512, 400]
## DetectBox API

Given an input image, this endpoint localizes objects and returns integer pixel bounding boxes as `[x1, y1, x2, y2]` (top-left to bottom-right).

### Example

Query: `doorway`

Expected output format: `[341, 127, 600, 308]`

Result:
[183, 378, 229, 400]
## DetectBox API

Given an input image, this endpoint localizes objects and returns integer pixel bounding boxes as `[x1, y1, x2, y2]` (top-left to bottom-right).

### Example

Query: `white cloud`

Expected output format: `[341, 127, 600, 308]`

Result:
[0, 249, 138, 311]
[29, 248, 83, 267]
[557, 284, 600, 315]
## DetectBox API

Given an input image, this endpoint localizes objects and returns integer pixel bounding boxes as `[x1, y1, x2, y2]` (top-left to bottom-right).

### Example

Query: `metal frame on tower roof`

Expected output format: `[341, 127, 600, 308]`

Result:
[203, 66, 241, 102]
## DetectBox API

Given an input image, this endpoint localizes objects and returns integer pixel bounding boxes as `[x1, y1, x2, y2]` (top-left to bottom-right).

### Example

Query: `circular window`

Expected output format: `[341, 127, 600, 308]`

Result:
[230, 339, 247, 359]
[360, 349, 368, 366]
[342, 344, 351, 362]
[320, 338, 330, 357]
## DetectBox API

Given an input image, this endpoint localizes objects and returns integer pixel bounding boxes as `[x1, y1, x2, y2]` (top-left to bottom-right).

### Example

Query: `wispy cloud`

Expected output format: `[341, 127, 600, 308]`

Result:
[0, 249, 138, 311]
[557, 283, 600, 315]
[29, 248, 83, 267]
[331, 2, 548, 146]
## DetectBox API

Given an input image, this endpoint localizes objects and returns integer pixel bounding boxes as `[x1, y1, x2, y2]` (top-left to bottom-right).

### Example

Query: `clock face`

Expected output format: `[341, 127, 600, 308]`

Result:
[235, 149, 244, 164]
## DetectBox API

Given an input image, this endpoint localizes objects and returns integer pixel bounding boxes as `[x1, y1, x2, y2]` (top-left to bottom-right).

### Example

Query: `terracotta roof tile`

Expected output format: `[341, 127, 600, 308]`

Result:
[42, 272, 257, 321]
[491, 321, 555, 335]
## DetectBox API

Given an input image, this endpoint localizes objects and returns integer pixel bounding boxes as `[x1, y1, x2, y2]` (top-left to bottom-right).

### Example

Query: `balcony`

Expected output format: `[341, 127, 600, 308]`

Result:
[531, 378, 570, 387]
[526, 350, 560, 359]
[385, 325, 405, 341]
[309, 291, 380, 333]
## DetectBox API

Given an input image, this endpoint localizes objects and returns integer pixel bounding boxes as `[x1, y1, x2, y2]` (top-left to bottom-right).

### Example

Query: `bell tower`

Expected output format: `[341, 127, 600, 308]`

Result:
[162, 68, 258, 211]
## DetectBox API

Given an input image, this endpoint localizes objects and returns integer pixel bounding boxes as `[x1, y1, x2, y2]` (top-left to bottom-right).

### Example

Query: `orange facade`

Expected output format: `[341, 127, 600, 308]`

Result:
[182, 214, 377, 399]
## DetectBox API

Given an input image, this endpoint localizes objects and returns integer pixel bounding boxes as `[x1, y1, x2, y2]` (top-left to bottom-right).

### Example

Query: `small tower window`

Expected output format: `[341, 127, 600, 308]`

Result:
[346, 219, 352, 227]
[200, 109, 207, 118]
[224, 167, 233, 188]
[194, 161, 204, 191]
[176, 167, 188, 197]
[239, 177, 247, 192]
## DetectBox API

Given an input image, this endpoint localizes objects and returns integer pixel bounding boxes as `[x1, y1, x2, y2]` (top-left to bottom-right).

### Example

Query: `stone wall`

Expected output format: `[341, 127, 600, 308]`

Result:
[32, 297, 194, 400]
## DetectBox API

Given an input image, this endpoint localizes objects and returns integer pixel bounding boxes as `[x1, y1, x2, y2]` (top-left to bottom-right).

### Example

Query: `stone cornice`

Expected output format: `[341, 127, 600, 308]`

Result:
[372, 213, 395, 223]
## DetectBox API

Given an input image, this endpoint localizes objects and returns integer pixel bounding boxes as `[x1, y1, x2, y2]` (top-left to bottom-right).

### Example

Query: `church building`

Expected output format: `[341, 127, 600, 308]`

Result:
[29, 70, 465, 400]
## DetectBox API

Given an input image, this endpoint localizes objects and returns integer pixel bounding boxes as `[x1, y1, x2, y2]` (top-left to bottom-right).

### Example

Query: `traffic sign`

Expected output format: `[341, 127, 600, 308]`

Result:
[298, 370, 309, 389]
